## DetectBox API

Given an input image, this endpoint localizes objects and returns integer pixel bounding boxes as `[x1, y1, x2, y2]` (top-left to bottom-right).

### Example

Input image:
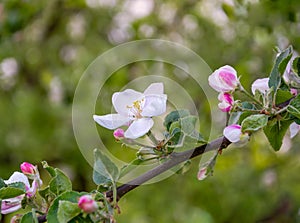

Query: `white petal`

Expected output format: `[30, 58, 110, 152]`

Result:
[4, 172, 30, 188]
[144, 83, 164, 95]
[112, 89, 143, 116]
[124, 118, 154, 139]
[141, 94, 167, 117]
[290, 122, 300, 138]
[223, 125, 242, 143]
[251, 78, 270, 95]
[93, 114, 130, 130]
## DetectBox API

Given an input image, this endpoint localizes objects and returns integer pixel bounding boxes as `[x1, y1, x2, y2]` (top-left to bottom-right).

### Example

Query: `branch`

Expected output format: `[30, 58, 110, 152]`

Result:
[106, 136, 231, 201]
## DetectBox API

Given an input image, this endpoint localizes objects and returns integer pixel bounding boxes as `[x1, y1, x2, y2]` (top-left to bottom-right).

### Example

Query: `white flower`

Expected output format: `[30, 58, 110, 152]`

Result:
[223, 124, 250, 144]
[208, 65, 239, 92]
[93, 83, 167, 139]
[251, 78, 270, 95]
[290, 122, 300, 138]
[1, 172, 39, 215]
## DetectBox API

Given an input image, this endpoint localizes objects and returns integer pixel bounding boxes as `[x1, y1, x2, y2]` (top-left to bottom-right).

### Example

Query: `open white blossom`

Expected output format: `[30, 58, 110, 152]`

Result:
[93, 83, 167, 139]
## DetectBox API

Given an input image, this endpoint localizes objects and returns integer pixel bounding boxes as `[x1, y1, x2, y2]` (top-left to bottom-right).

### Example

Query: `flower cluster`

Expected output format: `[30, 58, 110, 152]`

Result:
[1, 162, 42, 215]
[209, 48, 300, 144]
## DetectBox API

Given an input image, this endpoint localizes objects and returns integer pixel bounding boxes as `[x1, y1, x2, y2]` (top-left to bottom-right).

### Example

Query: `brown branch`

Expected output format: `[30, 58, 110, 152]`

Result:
[105, 136, 231, 201]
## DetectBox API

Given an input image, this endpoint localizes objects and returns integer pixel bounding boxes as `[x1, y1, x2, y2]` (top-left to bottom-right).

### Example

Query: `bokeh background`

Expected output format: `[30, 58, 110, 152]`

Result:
[1, 0, 300, 222]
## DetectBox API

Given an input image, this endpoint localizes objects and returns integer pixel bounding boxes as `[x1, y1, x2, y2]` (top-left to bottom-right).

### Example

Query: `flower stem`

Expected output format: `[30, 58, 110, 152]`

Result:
[274, 106, 288, 115]
[147, 131, 159, 145]
[238, 85, 262, 106]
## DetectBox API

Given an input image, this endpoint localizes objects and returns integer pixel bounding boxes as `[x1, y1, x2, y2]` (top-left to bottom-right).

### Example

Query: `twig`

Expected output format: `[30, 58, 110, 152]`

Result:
[105, 137, 231, 201]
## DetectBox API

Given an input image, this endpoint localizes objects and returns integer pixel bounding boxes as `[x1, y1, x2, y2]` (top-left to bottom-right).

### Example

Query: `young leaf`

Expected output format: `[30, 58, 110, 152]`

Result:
[292, 56, 300, 75]
[263, 119, 293, 151]
[163, 109, 190, 131]
[275, 89, 293, 105]
[287, 94, 300, 119]
[39, 186, 56, 204]
[241, 114, 268, 132]
[0, 185, 26, 199]
[42, 161, 56, 177]
[20, 210, 38, 223]
[47, 191, 85, 223]
[49, 169, 72, 195]
[0, 179, 6, 189]
[269, 46, 293, 90]
[93, 149, 119, 186]
[57, 200, 81, 223]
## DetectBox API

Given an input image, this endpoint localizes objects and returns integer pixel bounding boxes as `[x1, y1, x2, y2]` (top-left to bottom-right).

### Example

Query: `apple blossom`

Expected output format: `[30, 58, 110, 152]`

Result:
[1, 172, 39, 214]
[223, 124, 248, 143]
[218, 92, 234, 112]
[78, 195, 98, 213]
[208, 65, 239, 92]
[93, 83, 167, 139]
[251, 78, 270, 95]
[290, 122, 300, 138]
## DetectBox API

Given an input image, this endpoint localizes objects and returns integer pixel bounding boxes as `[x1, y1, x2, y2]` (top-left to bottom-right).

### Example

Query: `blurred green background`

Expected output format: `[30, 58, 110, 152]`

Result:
[1, 0, 300, 222]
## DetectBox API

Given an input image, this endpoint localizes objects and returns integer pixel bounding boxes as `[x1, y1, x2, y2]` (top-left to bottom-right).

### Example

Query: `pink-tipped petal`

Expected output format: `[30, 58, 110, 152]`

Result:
[124, 118, 154, 139]
[223, 124, 242, 143]
[113, 128, 125, 139]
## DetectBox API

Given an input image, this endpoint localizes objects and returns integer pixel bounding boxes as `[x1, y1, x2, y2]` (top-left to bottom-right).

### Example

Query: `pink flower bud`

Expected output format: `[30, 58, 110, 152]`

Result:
[208, 65, 239, 92]
[78, 195, 98, 213]
[218, 92, 234, 112]
[223, 124, 243, 143]
[113, 128, 124, 140]
[290, 88, 298, 96]
[197, 167, 208, 181]
[251, 78, 270, 95]
[20, 162, 36, 176]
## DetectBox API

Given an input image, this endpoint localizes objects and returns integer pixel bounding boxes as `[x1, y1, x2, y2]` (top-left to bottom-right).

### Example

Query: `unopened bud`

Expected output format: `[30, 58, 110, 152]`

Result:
[113, 128, 124, 140]
[78, 195, 98, 213]
[20, 162, 36, 176]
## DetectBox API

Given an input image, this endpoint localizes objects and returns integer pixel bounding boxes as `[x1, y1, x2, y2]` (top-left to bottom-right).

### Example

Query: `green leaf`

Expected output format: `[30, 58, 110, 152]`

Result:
[241, 101, 257, 110]
[93, 149, 119, 186]
[287, 94, 300, 119]
[180, 116, 198, 135]
[241, 114, 268, 132]
[20, 210, 38, 223]
[57, 200, 81, 223]
[47, 191, 85, 223]
[0, 179, 6, 189]
[39, 186, 56, 204]
[292, 56, 300, 75]
[275, 89, 293, 105]
[269, 46, 293, 90]
[0, 185, 26, 199]
[263, 119, 293, 151]
[42, 161, 56, 177]
[8, 182, 26, 191]
[163, 109, 190, 131]
[49, 169, 72, 195]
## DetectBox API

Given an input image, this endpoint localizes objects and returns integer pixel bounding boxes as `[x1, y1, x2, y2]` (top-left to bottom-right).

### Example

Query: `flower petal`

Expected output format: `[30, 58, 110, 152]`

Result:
[223, 124, 242, 143]
[112, 89, 143, 116]
[209, 65, 238, 92]
[124, 118, 154, 139]
[251, 78, 270, 95]
[142, 94, 167, 117]
[1, 201, 22, 215]
[290, 122, 300, 138]
[4, 172, 30, 188]
[93, 114, 130, 130]
[144, 82, 164, 95]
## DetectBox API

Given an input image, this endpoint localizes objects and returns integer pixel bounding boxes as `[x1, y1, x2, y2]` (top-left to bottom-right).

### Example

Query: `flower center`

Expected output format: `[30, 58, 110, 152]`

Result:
[127, 98, 144, 119]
